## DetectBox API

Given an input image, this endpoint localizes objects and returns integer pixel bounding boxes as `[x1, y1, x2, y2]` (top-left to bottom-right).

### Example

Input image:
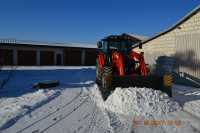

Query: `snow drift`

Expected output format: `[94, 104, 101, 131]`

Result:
[105, 87, 181, 117]
[91, 85, 181, 117]
[0, 89, 60, 130]
[90, 85, 186, 133]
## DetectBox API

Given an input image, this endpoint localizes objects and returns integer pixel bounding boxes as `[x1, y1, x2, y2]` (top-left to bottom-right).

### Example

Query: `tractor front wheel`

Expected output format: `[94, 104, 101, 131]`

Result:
[102, 67, 113, 89]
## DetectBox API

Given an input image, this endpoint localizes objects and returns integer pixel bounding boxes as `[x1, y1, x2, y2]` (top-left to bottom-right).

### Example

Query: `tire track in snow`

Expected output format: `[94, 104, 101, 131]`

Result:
[40, 87, 96, 133]
[83, 98, 97, 133]
[83, 86, 108, 133]
[16, 88, 84, 133]
[39, 94, 90, 133]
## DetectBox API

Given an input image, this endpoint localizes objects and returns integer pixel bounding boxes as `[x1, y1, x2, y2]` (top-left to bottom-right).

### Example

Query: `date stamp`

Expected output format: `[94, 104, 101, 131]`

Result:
[133, 117, 182, 128]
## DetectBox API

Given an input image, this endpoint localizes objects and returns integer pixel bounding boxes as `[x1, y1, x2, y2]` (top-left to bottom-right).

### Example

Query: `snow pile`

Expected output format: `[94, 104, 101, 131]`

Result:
[91, 86, 181, 117]
[90, 85, 182, 133]
[105, 87, 181, 117]
[0, 89, 60, 130]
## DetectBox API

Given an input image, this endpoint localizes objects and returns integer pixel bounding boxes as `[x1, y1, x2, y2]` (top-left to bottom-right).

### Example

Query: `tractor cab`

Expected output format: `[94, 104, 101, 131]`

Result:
[97, 34, 139, 54]
[97, 34, 146, 75]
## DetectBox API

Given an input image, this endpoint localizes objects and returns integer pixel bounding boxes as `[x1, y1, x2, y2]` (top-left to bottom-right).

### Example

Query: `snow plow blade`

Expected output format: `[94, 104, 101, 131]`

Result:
[97, 74, 172, 100]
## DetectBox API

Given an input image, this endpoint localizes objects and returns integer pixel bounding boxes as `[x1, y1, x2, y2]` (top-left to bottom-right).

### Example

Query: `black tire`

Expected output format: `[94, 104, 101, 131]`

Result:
[96, 59, 102, 82]
[102, 67, 113, 89]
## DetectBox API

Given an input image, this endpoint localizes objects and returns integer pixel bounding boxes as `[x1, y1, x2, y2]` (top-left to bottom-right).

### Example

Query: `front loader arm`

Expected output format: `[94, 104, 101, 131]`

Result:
[97, 53, 105, 71]
[112, 52, 125, 76]
[129, 50, 148, 76]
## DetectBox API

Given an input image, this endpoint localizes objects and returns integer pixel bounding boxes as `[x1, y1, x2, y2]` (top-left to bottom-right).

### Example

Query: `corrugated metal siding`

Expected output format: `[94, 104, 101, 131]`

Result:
[175, 33, 200, 78]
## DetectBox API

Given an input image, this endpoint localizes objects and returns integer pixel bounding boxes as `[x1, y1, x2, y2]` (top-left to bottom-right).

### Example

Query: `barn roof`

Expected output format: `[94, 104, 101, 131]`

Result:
[0, 39, 96, 49]
[133, 5, 200, 48]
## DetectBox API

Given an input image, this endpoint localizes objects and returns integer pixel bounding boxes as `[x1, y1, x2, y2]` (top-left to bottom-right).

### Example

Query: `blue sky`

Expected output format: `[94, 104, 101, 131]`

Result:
[0, 0, 199, 44]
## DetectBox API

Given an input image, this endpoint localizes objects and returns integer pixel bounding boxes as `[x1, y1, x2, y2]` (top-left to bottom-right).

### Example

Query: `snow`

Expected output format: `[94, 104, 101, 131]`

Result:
[90, 86, 197, 133]
[104, 87, 181, 117]
[0, 89, 60, 130]
[1, 66, 95, 70]
[0, 39, 96, 48]
[173, 84, 200, 120]
[0, 67, 200, 133]
[0, 67, 96, 131]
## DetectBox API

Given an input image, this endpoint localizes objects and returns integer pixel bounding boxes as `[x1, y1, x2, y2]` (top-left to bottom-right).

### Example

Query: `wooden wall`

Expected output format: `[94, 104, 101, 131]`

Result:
[85, 49, 96, 65]
[40, 51, 55, 65]
[0, 49, 13, 65]
[0, 45, 97, 66]
[18, 50, 37, 65]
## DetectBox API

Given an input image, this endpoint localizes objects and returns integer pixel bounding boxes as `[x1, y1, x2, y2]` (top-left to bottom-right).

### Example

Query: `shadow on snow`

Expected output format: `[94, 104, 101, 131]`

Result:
[0, 67, 96, 98]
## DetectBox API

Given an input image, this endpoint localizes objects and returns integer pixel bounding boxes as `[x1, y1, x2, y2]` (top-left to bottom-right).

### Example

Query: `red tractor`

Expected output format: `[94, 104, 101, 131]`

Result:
[96, 34, 172, 100]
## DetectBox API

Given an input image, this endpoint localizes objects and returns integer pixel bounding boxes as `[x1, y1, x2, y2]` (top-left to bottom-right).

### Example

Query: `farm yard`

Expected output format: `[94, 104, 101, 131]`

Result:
[0, 67, 199, 133]
[0, 1, 200, 133]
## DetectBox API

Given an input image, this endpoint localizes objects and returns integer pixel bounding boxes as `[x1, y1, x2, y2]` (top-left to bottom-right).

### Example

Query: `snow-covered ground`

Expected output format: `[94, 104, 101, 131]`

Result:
[0, 67, 200, 133]
[0, 67, 95, 131]
[173, 84, 200, 118]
